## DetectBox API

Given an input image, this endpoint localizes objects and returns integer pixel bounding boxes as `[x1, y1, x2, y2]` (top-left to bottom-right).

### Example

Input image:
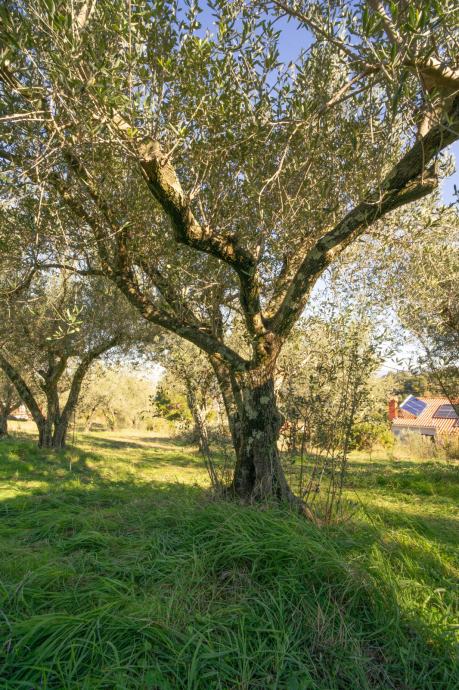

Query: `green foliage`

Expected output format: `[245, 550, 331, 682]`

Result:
[385, 371, 434, 399]
[152, 385, 191, 423]
[437, 434, 459, 461]
[278, 313, 382, 454]
[393, 431, 459, 463]
[0, 433, 457, 689]
[350, 421, 394, 452]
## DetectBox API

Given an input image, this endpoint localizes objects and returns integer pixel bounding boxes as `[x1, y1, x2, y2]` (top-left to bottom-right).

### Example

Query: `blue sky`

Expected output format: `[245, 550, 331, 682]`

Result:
[441, 143, 459, 204]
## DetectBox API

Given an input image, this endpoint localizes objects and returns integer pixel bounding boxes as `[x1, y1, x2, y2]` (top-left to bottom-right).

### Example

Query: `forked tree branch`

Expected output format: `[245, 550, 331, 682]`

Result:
[137, 139, 265, 338]
[58, 334, 120, 426]
[109, 262, 248, 370]
[46, 172, 248, 368]
[268, 93, 459, 336]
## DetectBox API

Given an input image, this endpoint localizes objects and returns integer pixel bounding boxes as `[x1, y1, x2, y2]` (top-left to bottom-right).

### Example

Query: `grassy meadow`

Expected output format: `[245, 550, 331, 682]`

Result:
[0, 425, 458, 689]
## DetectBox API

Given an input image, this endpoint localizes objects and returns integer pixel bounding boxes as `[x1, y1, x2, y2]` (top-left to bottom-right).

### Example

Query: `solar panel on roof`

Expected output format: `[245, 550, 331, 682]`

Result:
[399, 396, 427, 417]
[432, 404, 458, 419]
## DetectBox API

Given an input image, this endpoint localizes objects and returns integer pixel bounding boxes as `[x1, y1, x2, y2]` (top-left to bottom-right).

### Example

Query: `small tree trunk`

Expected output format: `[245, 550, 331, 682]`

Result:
[52, 419, 68, 449]
[0, 386, 18, 438]
[0, 412, 8, 437]
[191, 400, 210, 455]
[185, 380, 210, 455]
[210, 357, 243, 454]
[38, 419, 55, 448]
[84, 416, 94, 432]
[231, 371, 294, 502]
[105, 411, 116, 431]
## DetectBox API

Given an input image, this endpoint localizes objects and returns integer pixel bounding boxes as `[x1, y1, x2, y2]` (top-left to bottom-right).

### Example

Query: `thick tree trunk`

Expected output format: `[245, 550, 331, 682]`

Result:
[37, 416, 68, 449]
[231, 372, 294, 502]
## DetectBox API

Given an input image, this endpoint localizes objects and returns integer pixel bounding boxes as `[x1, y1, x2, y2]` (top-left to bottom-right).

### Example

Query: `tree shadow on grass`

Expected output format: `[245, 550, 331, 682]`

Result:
[133, 453, 206, 470]
[360, 499, 459, 551]
[0, 435, 209, 506]
[0, 436, 101, 487]
[80, 433, 196, 452]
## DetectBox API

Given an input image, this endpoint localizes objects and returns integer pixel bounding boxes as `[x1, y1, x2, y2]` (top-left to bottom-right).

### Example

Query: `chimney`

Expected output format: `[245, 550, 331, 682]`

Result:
[388, 398, 397, 421]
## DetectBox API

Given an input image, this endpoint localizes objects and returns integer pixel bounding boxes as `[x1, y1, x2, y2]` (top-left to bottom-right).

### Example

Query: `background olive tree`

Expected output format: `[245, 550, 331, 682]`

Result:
[0, 371, 21, 437]
[277, 310, 383, 518]
[0, 270, 148, 447]
[151, 336, 221, 453]
[342, 202, 458, 405]
[394, 217, 459, 407]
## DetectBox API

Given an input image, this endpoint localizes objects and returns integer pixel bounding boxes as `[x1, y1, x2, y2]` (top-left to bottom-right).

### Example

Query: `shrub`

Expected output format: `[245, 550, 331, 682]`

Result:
[437, 433, 459, 460]
[350, 421, 394, 452]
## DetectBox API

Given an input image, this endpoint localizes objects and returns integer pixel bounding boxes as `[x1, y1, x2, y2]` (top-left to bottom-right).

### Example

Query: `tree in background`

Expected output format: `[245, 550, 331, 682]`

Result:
[325, 198, 458, 407]
[278, 314, 382, 452]
[384, 371, 433, 399]
[77, 364, 156, 432]
[152, 337, 219, 454]
[151, 382, 192, 427]
[276, 311, 383, 516]
[0, 372, 20, 438]
[395, 223, 459, 407]
[357, 205, 459, 404]
[0, 272, 146, 448]
[1, 0, 458, 501]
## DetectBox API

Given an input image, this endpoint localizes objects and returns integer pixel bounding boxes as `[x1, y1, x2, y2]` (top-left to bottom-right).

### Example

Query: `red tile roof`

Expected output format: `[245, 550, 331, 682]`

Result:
[392, 397, 459, 435]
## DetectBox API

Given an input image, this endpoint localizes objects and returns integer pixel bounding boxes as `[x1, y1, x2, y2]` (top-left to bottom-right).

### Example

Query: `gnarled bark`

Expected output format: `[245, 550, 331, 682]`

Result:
[231, 370, 294, 502]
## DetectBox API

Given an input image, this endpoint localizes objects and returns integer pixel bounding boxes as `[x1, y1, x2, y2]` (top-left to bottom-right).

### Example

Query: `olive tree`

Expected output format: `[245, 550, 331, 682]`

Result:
[1, 0, 458, 500]
[392, 213, 459, 405]
[0, 372, 21, 437]
[342, 201, 459, 397]
[76, 364, 156, 431]
[151, 335, 220, 454]
[0, 271, 142, 447]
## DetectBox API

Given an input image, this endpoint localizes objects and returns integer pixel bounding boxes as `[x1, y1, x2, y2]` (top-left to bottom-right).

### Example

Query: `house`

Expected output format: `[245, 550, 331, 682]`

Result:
[9, 404, 32, 421]
[389, 395, 459, 438]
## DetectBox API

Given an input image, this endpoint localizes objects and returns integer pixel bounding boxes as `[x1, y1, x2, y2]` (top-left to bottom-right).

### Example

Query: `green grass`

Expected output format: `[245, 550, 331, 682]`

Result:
[0, 429, 458, 689]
